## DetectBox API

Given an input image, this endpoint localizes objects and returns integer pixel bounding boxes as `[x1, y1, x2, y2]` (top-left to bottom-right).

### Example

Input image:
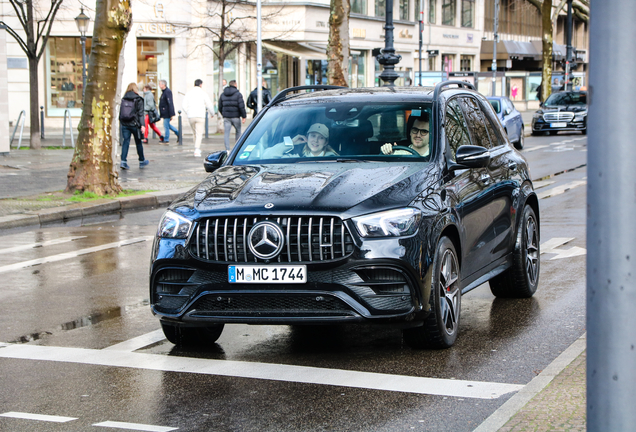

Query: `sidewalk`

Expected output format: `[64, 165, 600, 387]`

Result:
[1, 116, 587, 432]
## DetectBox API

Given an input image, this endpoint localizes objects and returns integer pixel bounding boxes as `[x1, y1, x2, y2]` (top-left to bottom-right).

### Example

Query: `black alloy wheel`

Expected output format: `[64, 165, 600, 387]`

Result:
[404, 236, 461, 349]
[161, 322, 225, 346]
[489, 205, 540, 298]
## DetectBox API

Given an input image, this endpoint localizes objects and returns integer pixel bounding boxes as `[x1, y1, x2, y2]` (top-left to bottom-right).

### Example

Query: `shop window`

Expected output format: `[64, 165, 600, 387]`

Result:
[442, 0, 455, 26]
[213, 42, 238, 96]
[461, 0, 474, 27]
[429, 0, 436, 23]
[307, 59, 328, 87]
[137, 39, 170, 104]
[46, 36, 91, 117]
[349, 52, 367, 87]
[376, 0, 386, 17]
[351, 0, 367, 15]
[263, 47, 289, 95]
[460, 55, 472, 71]
[428, 57, 436, 71]
[400, 0, 410, 20]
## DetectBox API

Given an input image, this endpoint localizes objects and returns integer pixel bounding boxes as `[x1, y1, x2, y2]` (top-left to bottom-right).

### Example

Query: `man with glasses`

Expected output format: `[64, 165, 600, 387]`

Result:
[380, 113, 430, 158]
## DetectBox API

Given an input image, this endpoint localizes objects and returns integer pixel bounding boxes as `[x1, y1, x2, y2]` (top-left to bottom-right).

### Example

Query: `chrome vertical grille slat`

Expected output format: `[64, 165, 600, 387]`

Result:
[190, 215, 353, 263]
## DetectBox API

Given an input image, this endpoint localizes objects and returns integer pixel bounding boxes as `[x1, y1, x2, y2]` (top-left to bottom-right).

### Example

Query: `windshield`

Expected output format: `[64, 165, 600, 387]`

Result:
[232, 102, 434, 164]
[544, 92, 587, 106]
[489, 99, 501, 114]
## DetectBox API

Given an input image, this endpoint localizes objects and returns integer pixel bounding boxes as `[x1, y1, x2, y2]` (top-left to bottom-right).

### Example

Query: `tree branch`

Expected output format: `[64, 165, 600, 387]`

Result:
[36, 0, 63, 59]
[8, 0, 28, 35]
[0, 21, 29, 54]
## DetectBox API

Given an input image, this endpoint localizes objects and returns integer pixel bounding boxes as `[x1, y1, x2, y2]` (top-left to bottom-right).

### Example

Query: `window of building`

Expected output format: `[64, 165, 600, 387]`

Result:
[213, 43, 238, 95]
[461, 0, 474, 27]
[376, 0, 386, 17]
[460, 55, 472, 71]
[45, 36, 91, 116]
[429, 0, 436, 23]
[485, 0, 541, 38]
[348, 52, 367, 87]
[351, 0, 367, 14]
[428, 56, 436, 71]
[442, 0, 455, 25]
[400, 0, 410, 20]
[137, 39, 170, 105]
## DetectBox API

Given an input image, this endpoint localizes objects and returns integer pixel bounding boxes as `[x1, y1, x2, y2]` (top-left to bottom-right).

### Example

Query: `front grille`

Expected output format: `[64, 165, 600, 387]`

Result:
[189, 216, 355, 263]
[543, 112, 574, 122]
[188, 293, 355, 317]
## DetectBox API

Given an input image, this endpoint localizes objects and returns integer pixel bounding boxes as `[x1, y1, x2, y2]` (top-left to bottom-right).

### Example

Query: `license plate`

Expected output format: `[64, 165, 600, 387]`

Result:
[228, 265, 307, 284]
[550, 122, 567, 128]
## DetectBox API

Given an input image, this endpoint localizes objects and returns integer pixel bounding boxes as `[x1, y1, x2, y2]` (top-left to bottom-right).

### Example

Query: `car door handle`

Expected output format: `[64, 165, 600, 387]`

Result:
[508, 162, 517, 171]
[479, 173, 492, 185]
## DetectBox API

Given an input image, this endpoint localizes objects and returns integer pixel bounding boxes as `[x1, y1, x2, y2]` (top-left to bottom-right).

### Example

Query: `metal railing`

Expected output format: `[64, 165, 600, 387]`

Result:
[10, 110, 26, 149]
[62, 109, 75, 148]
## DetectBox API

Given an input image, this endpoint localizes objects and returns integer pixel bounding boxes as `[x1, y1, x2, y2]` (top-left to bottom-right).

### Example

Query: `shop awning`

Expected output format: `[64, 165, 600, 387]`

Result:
[262, 41, 328, 60]
[481, 40, 569, 61]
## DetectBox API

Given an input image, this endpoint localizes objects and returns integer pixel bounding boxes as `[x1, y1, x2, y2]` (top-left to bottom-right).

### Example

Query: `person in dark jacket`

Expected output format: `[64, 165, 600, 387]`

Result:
[158, 79, 180, 143]
[218, 80, 247, 151]
[246, 80, 272, 117]
[119, 83, 148, 170]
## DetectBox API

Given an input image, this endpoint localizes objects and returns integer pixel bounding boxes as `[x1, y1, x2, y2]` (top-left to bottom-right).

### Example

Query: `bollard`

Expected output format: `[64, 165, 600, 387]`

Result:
[178, 110, 183, 146]
[205, 108, 209, 139]
[40, 106, 44, 140]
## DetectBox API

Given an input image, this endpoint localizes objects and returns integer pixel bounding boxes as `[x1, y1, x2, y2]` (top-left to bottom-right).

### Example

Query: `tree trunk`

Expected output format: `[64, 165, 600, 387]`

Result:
[327, 0, 350, 86]
[65, 0, 132, 195]
[541, 0, 553, 103]
[28, 56, 41, 149]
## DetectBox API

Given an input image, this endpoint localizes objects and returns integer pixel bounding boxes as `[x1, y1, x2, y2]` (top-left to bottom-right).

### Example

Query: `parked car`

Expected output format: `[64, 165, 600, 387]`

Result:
[487, 96, 525, 150]
[150, 82, 540, 349]
[531, 91, 587, 135]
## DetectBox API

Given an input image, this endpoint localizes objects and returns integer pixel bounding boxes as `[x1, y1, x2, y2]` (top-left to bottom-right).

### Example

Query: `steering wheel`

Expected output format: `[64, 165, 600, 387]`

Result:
[391, 146, 420, 156]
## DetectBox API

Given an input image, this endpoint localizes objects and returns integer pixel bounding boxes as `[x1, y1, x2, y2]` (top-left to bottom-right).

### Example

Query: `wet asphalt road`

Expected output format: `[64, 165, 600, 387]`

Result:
[0, 133, 587, 432]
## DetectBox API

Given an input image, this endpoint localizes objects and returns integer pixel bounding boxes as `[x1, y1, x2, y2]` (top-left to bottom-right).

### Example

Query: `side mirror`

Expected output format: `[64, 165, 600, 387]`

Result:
[204, 151, 228, 172]
[451, 145, 490, 170]
[539, 101, 544, 108]
[504, 107, 512, 116]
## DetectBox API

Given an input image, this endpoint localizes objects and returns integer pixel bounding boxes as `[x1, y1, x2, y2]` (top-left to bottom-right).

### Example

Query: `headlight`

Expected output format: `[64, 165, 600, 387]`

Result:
[574, 111, 587, 121]
[353, 208, 422, 238]
[533, 112, 543, 119]
[157, 210, 193, 239]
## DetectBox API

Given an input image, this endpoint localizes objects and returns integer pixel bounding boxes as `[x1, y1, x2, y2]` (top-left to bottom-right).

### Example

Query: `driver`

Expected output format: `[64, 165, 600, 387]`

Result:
[380, 113, 430, 157]
[263, 123, 338, 158]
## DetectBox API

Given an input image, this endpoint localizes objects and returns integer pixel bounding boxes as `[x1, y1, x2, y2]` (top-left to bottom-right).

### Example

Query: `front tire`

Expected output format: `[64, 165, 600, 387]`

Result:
[514, 129, 525, 150]
[489, 205, 540, 298]
[161, 322, 225, 346]
[404, 237, 461, 349]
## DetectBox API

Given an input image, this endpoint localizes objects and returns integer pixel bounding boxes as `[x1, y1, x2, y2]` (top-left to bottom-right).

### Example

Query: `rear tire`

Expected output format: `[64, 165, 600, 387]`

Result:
[404, 237, 461, 349]
[161, 322, 225, 346]
[489, 205, 540, 298]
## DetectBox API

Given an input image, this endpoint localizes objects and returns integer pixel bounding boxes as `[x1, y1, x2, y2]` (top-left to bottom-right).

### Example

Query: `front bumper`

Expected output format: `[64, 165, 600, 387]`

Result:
[532, 117, 586, 133]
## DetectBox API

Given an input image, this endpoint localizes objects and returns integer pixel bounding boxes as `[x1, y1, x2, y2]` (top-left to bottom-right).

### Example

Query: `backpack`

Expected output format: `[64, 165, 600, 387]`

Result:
[119, 98, 136, 123]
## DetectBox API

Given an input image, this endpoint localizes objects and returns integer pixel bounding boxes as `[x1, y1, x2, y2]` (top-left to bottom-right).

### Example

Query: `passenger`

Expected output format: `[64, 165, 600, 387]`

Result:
[380, 113, 430, 158]
[264, 123, 338, 158]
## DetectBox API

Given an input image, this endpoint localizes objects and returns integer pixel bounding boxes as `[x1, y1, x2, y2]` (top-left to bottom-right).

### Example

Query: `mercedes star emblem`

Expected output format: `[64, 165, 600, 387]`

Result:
[248, 221, 284, 259]
[265, 203, 275, 209]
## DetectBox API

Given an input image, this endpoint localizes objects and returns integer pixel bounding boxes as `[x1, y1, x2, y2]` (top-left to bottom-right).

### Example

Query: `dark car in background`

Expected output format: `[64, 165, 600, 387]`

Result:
[150, 82, 540, 350]
[487, 96, 525, 150]
[531, 91, 587, 135]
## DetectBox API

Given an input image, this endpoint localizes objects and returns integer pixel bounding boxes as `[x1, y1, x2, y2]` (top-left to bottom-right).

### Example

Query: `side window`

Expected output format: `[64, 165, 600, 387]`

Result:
[444, 98, 472, 161]
[458, 96, 492, 149]
[479, 99, 506, 147]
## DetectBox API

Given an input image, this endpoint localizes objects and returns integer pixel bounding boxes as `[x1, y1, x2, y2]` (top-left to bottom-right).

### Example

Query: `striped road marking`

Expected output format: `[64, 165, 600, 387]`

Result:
[93, 420, 178, 431]
[537, 180, 586, 199]
[0, 236, 86, 255]
[0, 342, 524, 400]
[103, 329, 166, 352]
[0, 411, 77, 423]
[0, 237, 153, 274]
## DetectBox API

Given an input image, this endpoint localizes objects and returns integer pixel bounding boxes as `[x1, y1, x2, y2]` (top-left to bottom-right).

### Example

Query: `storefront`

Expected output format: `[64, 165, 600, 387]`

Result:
[45, 36, 91, 117]
[136, 38, 170, 103]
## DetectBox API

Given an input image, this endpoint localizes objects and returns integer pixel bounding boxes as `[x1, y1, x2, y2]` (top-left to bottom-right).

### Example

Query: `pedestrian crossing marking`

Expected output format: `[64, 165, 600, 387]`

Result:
[541, 237, 586, 260]
[0, 411, 77, 423]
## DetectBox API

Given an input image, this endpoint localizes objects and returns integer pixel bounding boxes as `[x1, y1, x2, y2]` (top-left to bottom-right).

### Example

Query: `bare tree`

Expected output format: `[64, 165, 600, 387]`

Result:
[65, 0, 132, 195]
[326, 0, 350, 86]
[0, 0, 64, 149]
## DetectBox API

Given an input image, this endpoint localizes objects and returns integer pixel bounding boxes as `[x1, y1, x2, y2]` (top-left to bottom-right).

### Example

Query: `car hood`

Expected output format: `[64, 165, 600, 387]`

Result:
[536, 105, 587, 114]
[169, 162, 438, 219]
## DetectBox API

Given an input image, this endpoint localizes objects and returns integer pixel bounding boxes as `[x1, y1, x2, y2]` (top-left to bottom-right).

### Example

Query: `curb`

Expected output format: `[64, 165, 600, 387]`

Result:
[0, 187, 193, 231]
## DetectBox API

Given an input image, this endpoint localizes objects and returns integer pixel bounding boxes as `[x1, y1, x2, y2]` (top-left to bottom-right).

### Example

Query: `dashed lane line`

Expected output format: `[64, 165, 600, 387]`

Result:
[0, 236, 86, 255]
[0, 411, 77, 423]
[0, 236, 153, 274]
[0, 343, 524, 400]
[537, 180, 586, 199]
[93, 420, 178, 431]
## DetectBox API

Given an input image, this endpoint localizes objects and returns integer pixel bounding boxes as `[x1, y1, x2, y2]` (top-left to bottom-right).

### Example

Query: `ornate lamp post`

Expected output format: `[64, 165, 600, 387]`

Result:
[74, 7, 90, 102]
[377, 0, 402, 86]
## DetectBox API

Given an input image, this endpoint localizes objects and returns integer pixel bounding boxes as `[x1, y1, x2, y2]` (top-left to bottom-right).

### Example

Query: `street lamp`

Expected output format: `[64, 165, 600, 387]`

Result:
[377, 0, 402, 86]
[75, 7, 90, 102]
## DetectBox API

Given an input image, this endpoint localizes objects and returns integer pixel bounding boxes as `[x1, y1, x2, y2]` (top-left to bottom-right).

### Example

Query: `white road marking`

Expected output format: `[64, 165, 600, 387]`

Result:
[103, 329, 166, 352]
[523, 144, 551, 152]
[0, 236, 153, 274]
[0, 236, 87, 255]
[532, 180, 555, 190]
[0, 343, 524, 400]
[93, 420, 178, 431]
[537, 180, 586, 199]
[0, 411, 77, 423]
[541, 237, 587, 260]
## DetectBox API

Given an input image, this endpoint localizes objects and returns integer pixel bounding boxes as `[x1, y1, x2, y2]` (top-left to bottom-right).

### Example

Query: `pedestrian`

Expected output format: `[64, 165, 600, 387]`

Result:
[119, 83, 148, 170]
[536, 82, 543, 103]
[218, 80, 247, 151]
[158, 79, 180, 144]
[222, 79, 228, 90]
[246, 79, 272, 117]
[142, 84, 163, 144]
[182, 79, 215, 157]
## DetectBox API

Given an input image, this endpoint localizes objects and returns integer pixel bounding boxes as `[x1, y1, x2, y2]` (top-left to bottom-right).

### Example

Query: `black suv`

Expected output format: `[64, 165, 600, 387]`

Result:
[151, 82, 540, 349]
[531, 91, 587, 135]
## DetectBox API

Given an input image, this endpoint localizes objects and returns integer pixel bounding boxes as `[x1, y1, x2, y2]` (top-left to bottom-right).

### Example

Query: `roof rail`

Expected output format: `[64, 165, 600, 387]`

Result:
[269, 85, 347, 106]
[433, 80, 476, 101]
